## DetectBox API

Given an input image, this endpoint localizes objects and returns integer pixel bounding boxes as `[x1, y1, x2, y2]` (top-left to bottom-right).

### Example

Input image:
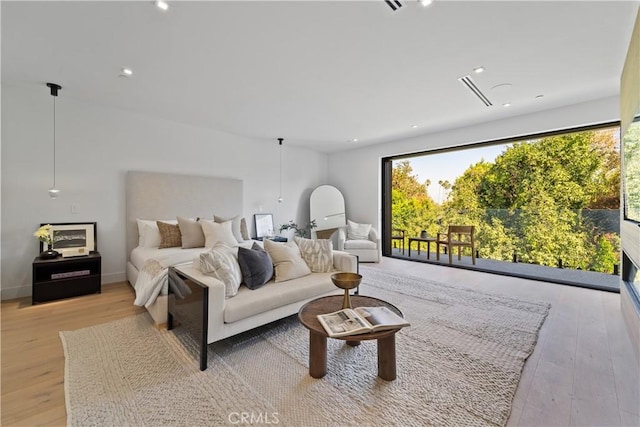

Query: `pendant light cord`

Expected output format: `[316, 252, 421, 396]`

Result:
[278, 138, 284, 202]
[53, 95, 56, 188]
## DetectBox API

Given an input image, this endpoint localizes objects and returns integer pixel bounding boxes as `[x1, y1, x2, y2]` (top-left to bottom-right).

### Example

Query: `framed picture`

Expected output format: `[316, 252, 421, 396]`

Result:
[40, 222, 97, 257]
[254, 214, 274, 239]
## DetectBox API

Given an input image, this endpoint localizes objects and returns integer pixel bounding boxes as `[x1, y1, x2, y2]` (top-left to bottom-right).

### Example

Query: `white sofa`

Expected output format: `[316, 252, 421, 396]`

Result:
[168, 250, 358, 370]
[337, 225, 381, 263]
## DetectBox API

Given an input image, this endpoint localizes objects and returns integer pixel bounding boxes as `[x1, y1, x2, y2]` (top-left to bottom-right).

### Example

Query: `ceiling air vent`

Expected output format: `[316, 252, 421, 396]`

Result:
[458, 75, 492, 107]
[384, 0, 403, 11]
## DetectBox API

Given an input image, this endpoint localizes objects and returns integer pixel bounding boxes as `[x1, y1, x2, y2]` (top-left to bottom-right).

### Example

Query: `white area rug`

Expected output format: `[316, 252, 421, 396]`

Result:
[60, 267, 550, 427]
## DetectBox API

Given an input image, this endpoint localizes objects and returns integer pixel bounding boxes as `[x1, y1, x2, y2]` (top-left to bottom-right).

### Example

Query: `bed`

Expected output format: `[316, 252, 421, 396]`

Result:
[125, 171, 247, 325]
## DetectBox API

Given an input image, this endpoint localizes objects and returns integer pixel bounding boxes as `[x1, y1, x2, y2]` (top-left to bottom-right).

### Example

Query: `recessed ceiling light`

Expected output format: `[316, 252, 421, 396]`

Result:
[155, 1, 169, 11]
[503, 102, 511, 107]
[419, 0, 434, 6]
[351, 138, 359, 143]
[411, 125, 418, 129]
[473, 66, 485, 74]
[120, 67, 133, 77]
[535, 94, 544, 99]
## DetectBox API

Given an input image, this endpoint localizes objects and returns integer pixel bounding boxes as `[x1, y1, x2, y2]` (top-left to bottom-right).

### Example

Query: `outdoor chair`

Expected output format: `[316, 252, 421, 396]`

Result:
[436, 225, 476, 265]
[391, 229, 405, 254]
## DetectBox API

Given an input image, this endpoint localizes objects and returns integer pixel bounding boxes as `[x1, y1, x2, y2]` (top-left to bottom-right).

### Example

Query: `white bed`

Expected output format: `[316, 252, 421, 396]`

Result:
[126, 171, 247, 325]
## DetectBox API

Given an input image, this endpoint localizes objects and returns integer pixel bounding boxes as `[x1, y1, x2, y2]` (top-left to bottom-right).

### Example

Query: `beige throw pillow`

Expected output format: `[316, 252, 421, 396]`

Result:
[263, 239, 311, 282]
[199, 243, 242, 298]
[294, 237, 333, 273]
[200, 220, 238, 248]
[177, 216, 205, 248]
[157, 221, 182, 248]
[347, 219, 372, 240]
[214, 215, 244, 243]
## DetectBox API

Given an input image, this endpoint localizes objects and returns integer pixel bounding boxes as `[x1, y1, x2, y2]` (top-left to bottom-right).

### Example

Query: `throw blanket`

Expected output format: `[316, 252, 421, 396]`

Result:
[134, 251, 201, 307]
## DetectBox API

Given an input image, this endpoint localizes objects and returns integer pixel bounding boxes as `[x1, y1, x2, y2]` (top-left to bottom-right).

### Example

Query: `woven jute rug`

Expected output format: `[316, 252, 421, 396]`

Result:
[60, 267, 550, 427]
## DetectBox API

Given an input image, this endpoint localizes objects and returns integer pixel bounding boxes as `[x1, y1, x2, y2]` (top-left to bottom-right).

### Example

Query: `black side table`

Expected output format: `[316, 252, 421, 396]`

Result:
[32, 252, 101, 304]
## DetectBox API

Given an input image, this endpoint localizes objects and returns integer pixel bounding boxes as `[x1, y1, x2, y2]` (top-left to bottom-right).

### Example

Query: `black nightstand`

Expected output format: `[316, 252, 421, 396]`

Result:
[32, 252, 102, 304]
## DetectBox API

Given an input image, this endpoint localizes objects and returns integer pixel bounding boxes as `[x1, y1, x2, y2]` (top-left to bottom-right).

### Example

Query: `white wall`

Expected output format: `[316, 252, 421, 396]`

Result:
[1, 83, 328, 299]
[327, 96, 621, 231]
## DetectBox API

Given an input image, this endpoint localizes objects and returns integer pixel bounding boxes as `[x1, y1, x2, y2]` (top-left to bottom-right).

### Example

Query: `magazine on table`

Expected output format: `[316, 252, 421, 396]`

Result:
[317, 306, 410, 338]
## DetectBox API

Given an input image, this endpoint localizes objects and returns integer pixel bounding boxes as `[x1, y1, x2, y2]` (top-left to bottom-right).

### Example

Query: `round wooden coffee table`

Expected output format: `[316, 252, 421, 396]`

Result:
[298, 295, 404, 381]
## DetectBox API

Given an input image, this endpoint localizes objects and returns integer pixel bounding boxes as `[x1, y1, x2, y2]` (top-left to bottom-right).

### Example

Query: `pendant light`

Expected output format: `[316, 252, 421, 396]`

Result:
[277, 138, 283, 203]
[46, 82, 62, 199]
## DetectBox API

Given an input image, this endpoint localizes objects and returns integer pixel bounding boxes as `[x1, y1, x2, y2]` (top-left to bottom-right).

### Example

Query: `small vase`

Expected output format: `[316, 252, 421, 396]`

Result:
[420, 230, 428, 238]
[39, 250, 60, 260]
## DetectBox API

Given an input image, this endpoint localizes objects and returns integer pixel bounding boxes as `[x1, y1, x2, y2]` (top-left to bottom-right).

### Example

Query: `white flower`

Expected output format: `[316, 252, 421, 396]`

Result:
[34, 224, 53, 246]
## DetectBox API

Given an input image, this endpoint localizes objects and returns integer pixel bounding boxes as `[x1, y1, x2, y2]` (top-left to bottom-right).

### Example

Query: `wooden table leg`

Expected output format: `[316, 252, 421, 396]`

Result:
[309, 331, 327, 378]
[426, 241, 431, 259]
[377, 334, 397, 381]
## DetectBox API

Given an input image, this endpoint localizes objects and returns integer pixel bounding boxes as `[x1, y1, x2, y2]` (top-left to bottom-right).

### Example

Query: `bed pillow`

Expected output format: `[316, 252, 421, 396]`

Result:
[237, 242, 273, 290]
[157, 221, 182, 249]
[177, 216, 205, 248]
[294, 237, 333, 273]
[240, 217, 250, 241]
[199, 243, 242, 298]
[201, 219, 238, 248]
[137, 219, 176, 247]
[347, 219, 372, 241]
[263, 239, 311, 282]
[214, 215, 244, 243]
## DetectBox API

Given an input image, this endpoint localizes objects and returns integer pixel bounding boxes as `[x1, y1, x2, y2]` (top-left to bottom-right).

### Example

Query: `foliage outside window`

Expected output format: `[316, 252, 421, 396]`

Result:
[392, 127, 620, 274]
[623, 120, 640, 222]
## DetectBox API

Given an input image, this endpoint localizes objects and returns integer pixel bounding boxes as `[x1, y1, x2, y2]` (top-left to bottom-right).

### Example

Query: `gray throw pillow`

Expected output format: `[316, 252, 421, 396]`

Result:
[177, 216, 205, 248]
[237, 242, 274, 290]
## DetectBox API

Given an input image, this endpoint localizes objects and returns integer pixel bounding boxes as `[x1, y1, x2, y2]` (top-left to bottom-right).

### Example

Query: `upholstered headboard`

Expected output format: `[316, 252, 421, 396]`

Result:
[125, 171, 243, 256]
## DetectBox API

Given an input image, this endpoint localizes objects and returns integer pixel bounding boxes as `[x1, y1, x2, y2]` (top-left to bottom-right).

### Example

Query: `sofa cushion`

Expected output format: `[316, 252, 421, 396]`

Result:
[347, 219, 371, 240]
[237, 242, 273, 290]
[344, 239, 377, 250]
[263, 239, 311, 282]
[294, 237, 333, 273]
[224, 272, 336, 323]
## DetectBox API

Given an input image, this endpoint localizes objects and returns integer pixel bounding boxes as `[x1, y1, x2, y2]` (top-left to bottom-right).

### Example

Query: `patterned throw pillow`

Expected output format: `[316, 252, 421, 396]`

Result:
[263, 239, 311, 282]
[237, 242, 273, 290]
[199, 243, 242, 298]
[294, 237, 333, 273]
[157, 221, 182, 248]
[347, 219, 372, 240]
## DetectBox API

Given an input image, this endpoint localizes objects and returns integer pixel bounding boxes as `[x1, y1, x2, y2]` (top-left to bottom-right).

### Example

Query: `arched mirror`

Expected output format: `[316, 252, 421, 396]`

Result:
[310, 185, 346, 239]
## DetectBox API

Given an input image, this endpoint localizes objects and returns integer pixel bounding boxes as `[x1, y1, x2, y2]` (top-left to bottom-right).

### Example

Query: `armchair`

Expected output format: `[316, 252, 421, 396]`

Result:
[337, 224, 381, 263]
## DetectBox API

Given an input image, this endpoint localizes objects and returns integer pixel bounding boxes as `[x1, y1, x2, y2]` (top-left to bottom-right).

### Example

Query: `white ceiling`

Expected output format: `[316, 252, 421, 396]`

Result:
[2, 1, 638, 153]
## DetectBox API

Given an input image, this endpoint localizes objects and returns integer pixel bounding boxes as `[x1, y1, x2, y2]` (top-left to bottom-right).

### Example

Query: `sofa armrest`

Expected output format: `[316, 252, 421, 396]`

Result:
[368, 227, 380, 242]
[333, 250, 358, 273]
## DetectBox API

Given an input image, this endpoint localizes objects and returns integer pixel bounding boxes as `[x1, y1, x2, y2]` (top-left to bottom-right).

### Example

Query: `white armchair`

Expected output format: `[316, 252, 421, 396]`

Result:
[337, 223, 381, 263]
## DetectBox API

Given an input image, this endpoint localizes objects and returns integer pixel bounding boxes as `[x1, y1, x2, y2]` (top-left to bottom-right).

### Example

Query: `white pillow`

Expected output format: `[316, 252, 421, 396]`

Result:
[136, 219, 177, 248]
[199, 243, 242, 298]
[200, 219, 238, 248]
[294, 237, 333, 273]
[214, 215, 244, 244]
[263, 239, 311, 282]
[347, 219, 372, 241]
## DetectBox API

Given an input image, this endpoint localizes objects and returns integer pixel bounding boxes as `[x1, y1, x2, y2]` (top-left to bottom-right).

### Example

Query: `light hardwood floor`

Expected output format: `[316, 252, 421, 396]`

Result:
[1, 258, 638, 426]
